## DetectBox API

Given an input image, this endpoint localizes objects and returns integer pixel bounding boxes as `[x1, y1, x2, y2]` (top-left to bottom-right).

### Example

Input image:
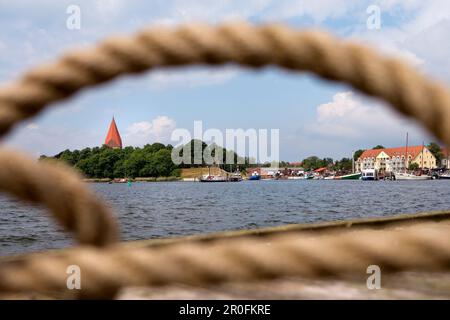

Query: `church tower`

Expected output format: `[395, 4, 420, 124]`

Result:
[104, 117, 122, 149]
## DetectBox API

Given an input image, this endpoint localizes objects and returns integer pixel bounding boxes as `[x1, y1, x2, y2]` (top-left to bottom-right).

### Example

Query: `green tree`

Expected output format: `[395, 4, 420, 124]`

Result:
[427, 142, 443, 163]
[333, 158, 353, 172]
[44, 139, 254, 179]
[372, 145, 385, 150]
[322, 158, 334, 167]
[301, 156, 324, 170]
[408, 162, 420, 170]
[123, 149, 146, 178]
[144, 149, 176, 177]
[143, 143, 166, 153]
[58, 149, 78, 165]
[353, 149, 364, 161]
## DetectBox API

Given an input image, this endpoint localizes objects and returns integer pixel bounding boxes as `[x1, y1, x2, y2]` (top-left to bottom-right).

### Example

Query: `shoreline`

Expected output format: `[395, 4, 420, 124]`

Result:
[82, 176, 182, 183]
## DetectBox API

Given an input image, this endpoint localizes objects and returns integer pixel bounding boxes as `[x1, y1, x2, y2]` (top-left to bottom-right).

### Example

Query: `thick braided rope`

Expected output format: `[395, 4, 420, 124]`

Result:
[0, 22, 450, 145]
[1, 22, 450, 298]
[0, 149, 117, 246]
[0, 222, 449, 298]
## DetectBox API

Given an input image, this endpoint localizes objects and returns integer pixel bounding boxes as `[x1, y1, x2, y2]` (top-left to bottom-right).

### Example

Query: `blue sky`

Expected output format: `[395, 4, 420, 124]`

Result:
[1, 0, 449, 161]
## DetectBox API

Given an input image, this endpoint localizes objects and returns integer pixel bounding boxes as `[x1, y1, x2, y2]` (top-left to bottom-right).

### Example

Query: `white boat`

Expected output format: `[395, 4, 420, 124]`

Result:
[200, 165, 228, 182]
[394, 172, 431, 180]
[229, 172, 243, 182]
[200, 174, 228, 182]
[287, 176, 304, 180]
[362, 169, 377, 181]
[438, 172, 450, 180]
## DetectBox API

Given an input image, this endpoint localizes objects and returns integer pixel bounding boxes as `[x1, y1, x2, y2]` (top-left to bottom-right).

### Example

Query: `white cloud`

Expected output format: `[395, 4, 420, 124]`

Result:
[347, 1, 450, 83]
[265, 0, 361, 22]
[3, 0, 450, 161]
[161, 0, 273, 24]
[25, 123, 39, 130]
[0, 40, 5, 53]
[147, 67, 238, 90]
[401, 19, 450, 82]
[93, 0, 126, 20]
[3, 0, 450, 87]
[5, 124, 103, 157]
[302, 91, 433, 152]
[125, 116, 177, 146]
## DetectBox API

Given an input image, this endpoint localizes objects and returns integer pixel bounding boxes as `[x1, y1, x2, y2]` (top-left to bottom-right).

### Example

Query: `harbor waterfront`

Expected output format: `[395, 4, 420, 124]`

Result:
[2, 179, 450, 256]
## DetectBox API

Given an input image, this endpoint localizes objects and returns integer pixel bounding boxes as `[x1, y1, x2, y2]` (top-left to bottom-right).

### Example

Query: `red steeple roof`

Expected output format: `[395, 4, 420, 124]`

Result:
[104, 117, 122, 149]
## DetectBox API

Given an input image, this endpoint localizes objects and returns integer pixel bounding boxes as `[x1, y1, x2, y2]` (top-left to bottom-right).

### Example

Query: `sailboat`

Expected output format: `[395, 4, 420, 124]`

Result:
[394, 135, 431, 180]
[334, 172, 362, 180]
[228, 165, 243, 182]
[394, 172, 431, 180]
[439, 172, 450, 179]
[334, 150, 362, 180]
[200, 165, 228, 182]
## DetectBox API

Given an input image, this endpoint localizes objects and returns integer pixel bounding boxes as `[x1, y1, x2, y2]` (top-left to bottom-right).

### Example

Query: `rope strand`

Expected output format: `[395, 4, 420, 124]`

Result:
[0, 22, 450, 298]
[0, 149, 117, 246]
[0, 222, 449, 298]
[1, 23, 450, 144]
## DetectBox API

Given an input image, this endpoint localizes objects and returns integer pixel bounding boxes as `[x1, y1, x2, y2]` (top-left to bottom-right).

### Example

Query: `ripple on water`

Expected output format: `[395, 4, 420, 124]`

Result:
[1, 180, 450, 255]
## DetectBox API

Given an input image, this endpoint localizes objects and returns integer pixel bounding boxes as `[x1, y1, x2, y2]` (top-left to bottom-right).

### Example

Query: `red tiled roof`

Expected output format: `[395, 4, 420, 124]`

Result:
[358, 145, 425, 160]
[104, 117, 122, 149]
[358, 149, 382, 159]
[383, 146, 423, 159]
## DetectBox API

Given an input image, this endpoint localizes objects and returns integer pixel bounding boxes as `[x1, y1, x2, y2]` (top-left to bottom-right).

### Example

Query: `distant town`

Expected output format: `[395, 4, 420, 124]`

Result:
[40, 117, 450, 182]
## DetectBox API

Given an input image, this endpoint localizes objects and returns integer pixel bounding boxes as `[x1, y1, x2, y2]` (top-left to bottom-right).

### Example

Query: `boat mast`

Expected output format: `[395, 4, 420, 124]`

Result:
[351, 150, 355, 173]
[421, 141, 424, 170]
[405, 132, 409, 171]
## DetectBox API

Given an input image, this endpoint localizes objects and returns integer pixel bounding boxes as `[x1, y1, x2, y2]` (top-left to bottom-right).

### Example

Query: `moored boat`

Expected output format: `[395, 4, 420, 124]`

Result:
[200, 175, 228, 182]
[287, 176, 304, 180]
[361, 169, 377, 181]
[200, 165, 228, 182]
[334, 173, 362, 180]
[394, 172, 431, 180]
[248, 171, 261, 180]
[229, 172, 243, 182]
[438, 172, 450, 179]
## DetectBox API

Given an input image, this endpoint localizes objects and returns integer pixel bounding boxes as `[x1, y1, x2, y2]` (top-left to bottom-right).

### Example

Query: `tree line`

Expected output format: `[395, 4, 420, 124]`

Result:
[41, 141, 447, 179]
[40, 140, 247, 179]
[295, 156, 353, 172]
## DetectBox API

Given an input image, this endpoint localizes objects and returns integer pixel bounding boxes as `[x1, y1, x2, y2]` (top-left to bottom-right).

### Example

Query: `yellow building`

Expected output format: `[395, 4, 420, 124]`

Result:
[357, 146, 437, 172]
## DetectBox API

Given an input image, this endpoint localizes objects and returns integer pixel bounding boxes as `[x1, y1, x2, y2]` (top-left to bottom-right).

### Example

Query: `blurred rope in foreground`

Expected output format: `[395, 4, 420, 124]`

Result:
[0, 22, 449, 298]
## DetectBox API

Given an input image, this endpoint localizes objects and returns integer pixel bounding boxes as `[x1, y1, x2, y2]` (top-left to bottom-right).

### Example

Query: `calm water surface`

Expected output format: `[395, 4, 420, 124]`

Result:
[2, 180, 450, 255]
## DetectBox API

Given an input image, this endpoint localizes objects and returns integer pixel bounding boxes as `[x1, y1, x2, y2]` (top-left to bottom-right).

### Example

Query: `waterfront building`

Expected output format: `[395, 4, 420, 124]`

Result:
[356, 145, 437, 172]
[442, 148, 450, 169]
[104, 117, 123, 149]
